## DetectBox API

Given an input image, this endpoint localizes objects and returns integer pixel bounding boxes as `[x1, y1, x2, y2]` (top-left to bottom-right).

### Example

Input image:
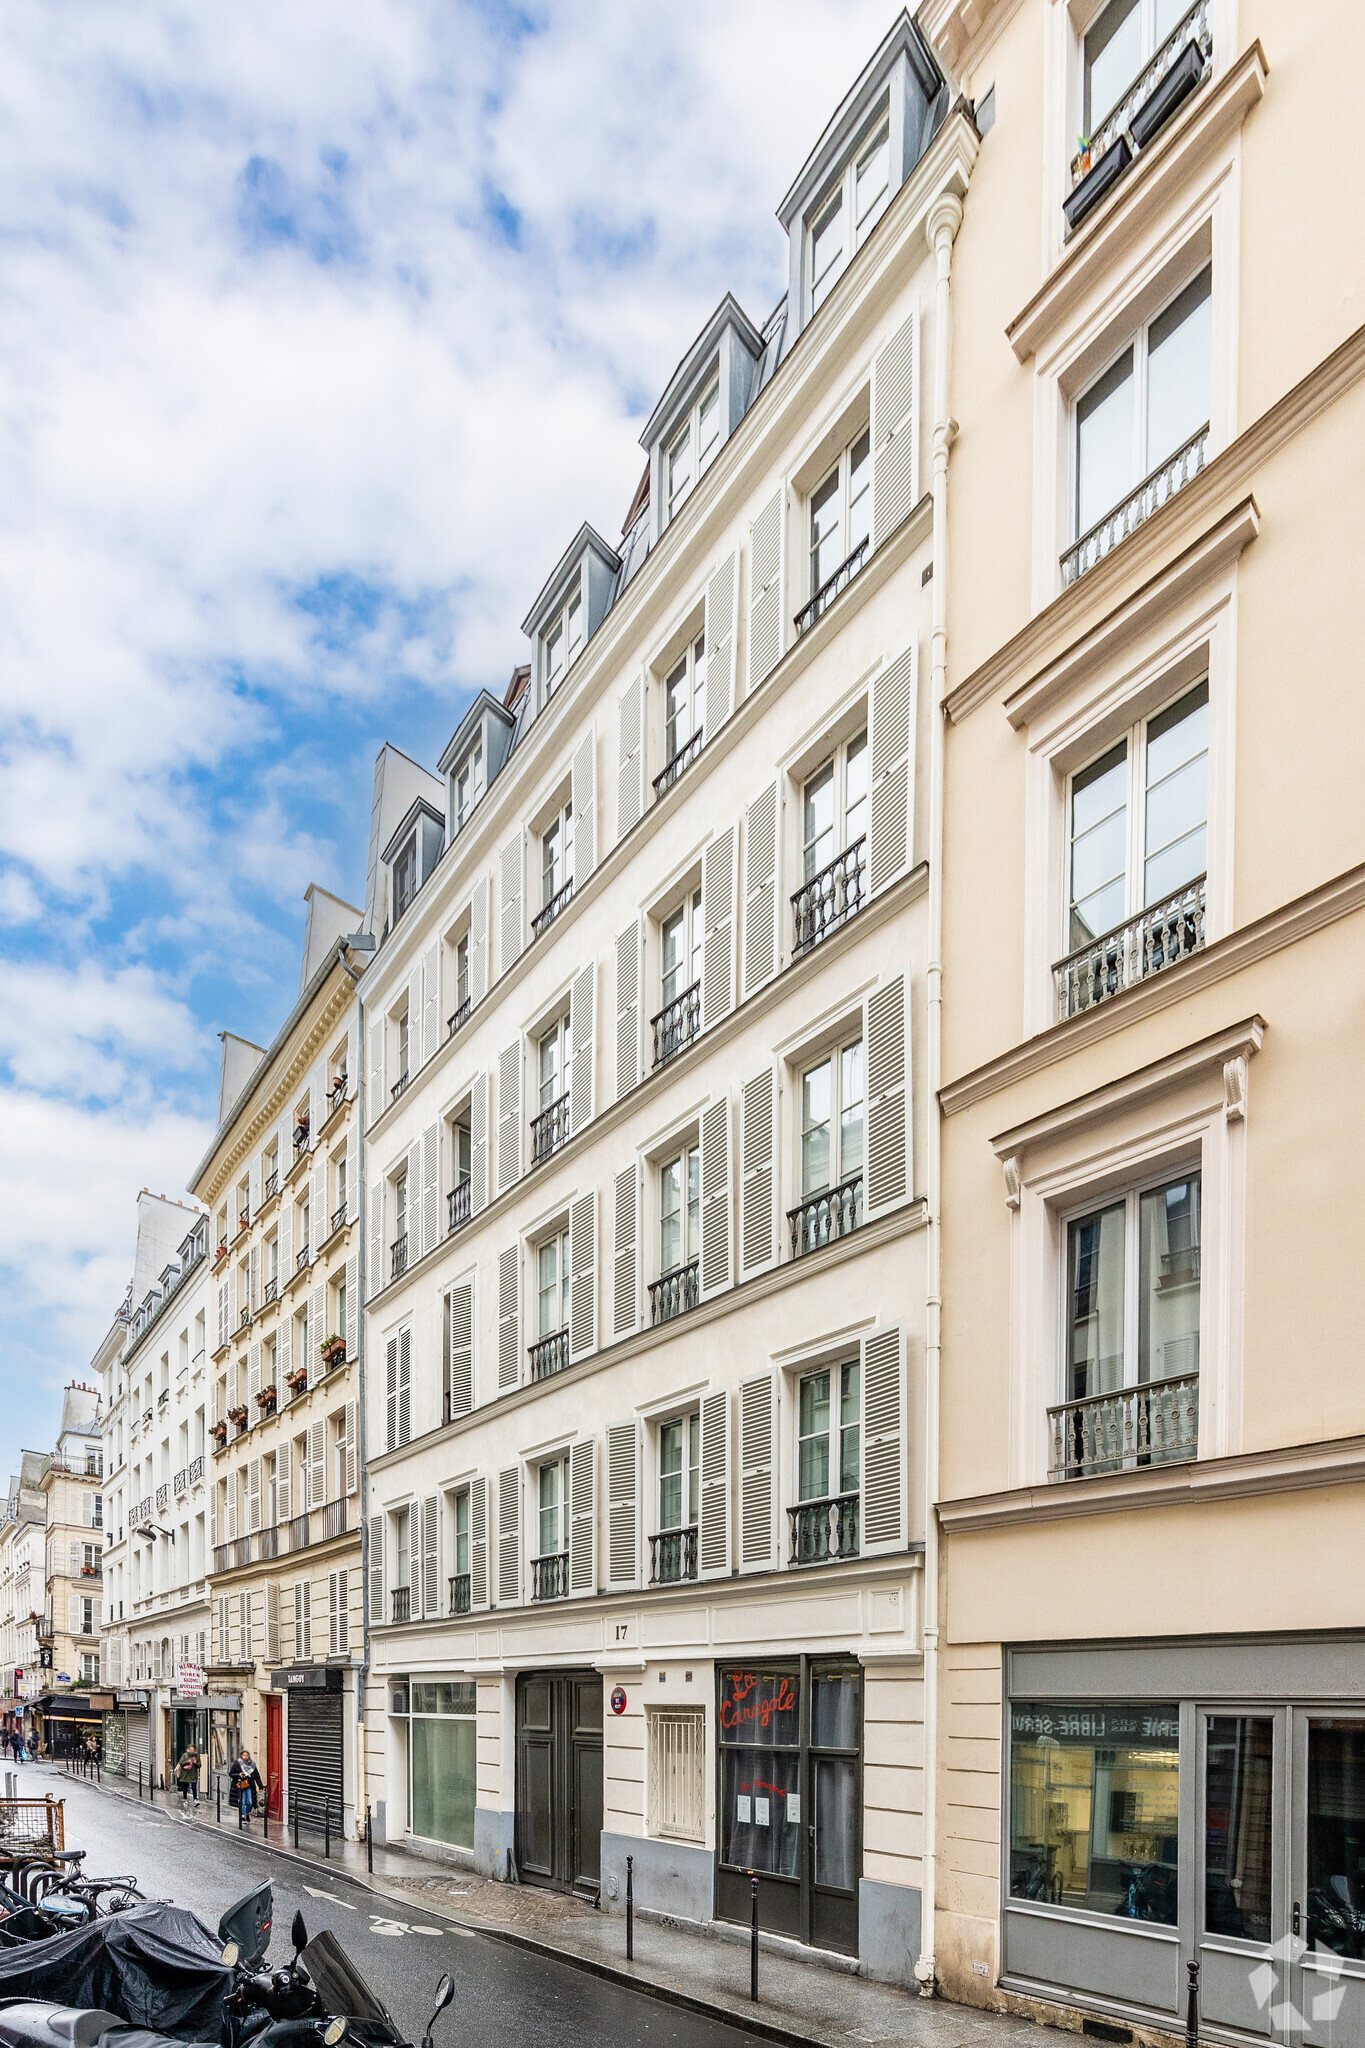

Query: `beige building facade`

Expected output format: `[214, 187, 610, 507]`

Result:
[192, 888, 366, 1831]
[917, 0, 1365, 2039]
[39, 1387, 105, 1695]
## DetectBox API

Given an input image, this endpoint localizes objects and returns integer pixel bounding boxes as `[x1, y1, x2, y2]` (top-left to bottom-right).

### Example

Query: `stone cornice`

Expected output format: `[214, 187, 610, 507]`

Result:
[941, 860, 1365, 1117]
[938, 1431, 1365, 1534]
[946, 321, 1365, 728]
[1006, 43, 1269, 366]
[195, 967, 355, 1208]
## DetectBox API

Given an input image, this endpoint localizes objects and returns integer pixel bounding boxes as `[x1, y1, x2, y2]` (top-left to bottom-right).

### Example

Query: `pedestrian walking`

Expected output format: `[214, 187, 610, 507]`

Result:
[174, 1744, 201, 1805]
[228, 1750, 263, 1826]
[10, 1732, 23, 1765]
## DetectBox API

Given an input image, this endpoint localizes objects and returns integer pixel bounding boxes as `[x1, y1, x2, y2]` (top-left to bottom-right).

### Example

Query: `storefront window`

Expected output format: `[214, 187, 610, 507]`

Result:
[719, 1670, 800, 1877]
[410, 1680, 476, 1850]
[1010, 1702, 1179, 1923]
[1204, 1716, 1273, 1941]
[1307, 1720, 1365, 1959]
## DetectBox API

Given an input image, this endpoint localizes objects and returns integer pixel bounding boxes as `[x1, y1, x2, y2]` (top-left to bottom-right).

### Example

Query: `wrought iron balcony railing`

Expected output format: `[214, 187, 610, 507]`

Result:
[789, 1174, 863, 1259]
[263, 1169, 279, 1202]
[652, 982, 700, 1069]
[173, 1467, 189, 1497]
[653, 728, 703, 800]
[1049, 1371, 1200, 1480]
[793, 837, 866, 956]
[155, 1483, 169, 1512]
[262, 1276, 279, 1306]
[447, 997, 471, 1038]
[788, 1492, 860, 1566]
[793, 536, 869, 637]
[1062, 424, 1208, 586]
[390, 1071, 410, 1104]
[295, 1243, 310, 1272]
[391, 1586, 410, 1623]
[1071, 0, 1210, 190]
[329, 1074, 348, 1113]
[529, 1328, 570, 1382]
[649, 1260, 700, 1327]
[238, 1305, 251, 1331]
[448, 1181, 472, 1234]
[391, 1235, 408, 1282]
[532, 879, 574, 940]
[532, 1552, 569, 1602]
[530, 1092, 570, 1164]
[449, 1572, 471, 1617]
[188, 1454, 204, 1486]
[650, 1526, 698, 1585]
[1054, 875, 1205, 1020]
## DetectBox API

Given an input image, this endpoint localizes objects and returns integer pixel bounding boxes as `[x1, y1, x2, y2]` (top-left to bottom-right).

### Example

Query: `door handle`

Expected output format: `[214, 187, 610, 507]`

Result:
[1292, 1900, 1301, 1938]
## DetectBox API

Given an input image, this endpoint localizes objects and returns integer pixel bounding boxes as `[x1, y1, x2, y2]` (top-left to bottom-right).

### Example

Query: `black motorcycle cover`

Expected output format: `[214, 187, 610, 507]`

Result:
[0, 1905, 231, 2038]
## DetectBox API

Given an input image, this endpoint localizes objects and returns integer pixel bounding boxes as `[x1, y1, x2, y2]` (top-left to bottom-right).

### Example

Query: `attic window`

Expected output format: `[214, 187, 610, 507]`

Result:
[666, 371, 721, 523]
[544, 591, 583, 703]
[455, 740, 484, 831]
[809, 110, 891, 316]
[393, 836, 418, 922]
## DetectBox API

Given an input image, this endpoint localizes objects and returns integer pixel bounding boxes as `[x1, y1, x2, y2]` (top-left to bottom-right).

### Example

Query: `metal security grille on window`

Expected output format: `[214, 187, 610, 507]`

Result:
[650, 1711, 705, 1841]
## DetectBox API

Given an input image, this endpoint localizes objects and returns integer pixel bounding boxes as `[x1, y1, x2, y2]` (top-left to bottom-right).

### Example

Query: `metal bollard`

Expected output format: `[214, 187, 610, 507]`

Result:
[262, 1796, 268, 1842]
[216, 1780, 222, 1826]
[138, 1763, 143, 1800]
[366, 1806, 373, 1875]
[626, 1855, 634, 1961]
[324, 1799, 331, 1860]
[293, 1795, 299, 1852]
[1185, 1959, 1200, 2048]
[750, 1875, 759, 2002]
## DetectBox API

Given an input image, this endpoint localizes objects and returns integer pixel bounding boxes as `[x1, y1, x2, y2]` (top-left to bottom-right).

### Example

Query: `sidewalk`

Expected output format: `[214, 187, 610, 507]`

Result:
[60, 1763, 1085, 2048]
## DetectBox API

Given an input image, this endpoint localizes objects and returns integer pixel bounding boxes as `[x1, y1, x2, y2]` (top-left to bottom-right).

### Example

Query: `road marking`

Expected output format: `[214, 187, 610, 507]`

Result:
[367, 1915, 446, 1938]
[304, 1885, 355, 1909]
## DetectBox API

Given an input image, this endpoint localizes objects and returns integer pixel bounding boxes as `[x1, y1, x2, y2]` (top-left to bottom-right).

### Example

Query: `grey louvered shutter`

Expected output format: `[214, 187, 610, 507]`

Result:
[739, 1372, 776, 1573]
[406, 1500, 420, 1613]
[368, 1018, 384, 1128]
[279, 1193, 292, 1282]
[861, 1325, 906, 1555]
[698, 1388, 730, 1580]
[369, 1182, 383, 1303]
[308, 1282, 325, 1387]
[247, 1456, 261, 1533]
[470, 1071, 489, 1214]
[864, 976, 908, 1220]
[740, 1069, 777, 1279]
[405, 1141, 421, 1260]
[614, 919, 642, 1100]
[345, 1251, 358, 1360]
[700, 829, 735, 1031]
[397, 1327, 412, 1446]
[469, 1476, 489, 1610]
[385, 1336, 399, 1452]
[699, 1096, 731, 1299]
[421, 1496, 439, 1617]
[606, 1421, 639, 1589]
[499, 833, 523, 972]
[569, 961, 595, 1134]
[343, 1399, 356, 1496]
[497, 1467, 520, 1606]
[616, 673, 645, 839]
[704, 551, 738, 727]
[266, 1581, 280, 1662]
[742, 780, 780, 997]
[447, 1281, 474, 1419]
[368, 1513, 383, 1627]
[327, 1571, 340, 1654]
[469, 875, 489, 1004]
[421, 943, 439, 1064]
[747, 490, 783, 692]
[572, 725, 596, 881]
[569, 1438, 595, 1596]
[277, 1440, 291, 1523]
[497, 1042, 521, 1193]
[346, 1120, 359, 1223]
[612, 1163, 639, 1337]
[569, 1192, 596, 1362]
[308, 1420, 326, 1508]
[421, 1121, 439, 1255]
[871, 311, 918, 547]
[497, 1246, 520, 1392]
[868, 643, 915, 894]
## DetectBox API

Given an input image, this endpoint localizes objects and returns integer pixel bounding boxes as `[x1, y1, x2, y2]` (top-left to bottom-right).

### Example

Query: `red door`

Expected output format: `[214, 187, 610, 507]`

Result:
[264, 1696, 283, 1818]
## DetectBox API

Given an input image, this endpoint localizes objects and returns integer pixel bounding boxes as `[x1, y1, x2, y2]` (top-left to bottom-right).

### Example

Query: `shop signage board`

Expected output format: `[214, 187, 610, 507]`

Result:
[178, 1662, 205, 1698]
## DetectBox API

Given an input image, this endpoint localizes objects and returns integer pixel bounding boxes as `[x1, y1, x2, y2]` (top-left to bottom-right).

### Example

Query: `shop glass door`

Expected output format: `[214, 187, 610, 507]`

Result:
[1293, 1714, 1365, 2046]
[1197, 1709, 1285, 2039]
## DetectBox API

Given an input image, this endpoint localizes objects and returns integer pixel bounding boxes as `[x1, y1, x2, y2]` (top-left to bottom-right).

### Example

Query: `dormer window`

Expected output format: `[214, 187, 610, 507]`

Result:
[455, 742, 484, 831]
[809, 111, 891, 317]
[393, 836, 418, 923]
[544, 592, 583, 703]
[666, 372, 722, 524]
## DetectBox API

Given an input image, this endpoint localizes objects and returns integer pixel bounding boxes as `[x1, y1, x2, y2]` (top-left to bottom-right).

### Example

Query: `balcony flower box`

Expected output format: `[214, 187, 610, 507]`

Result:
[213, 1243, 229, 1265]
[1064, 132, 1132, 232]
[255, 1385, 278, 1415]
[285, 1366, 308, 1395]
[211, 1420, 229, 1446]
[1128, 39, 1205, 151]
[228, 1404, 249, 1434]
[320, 1334, 346, 1369]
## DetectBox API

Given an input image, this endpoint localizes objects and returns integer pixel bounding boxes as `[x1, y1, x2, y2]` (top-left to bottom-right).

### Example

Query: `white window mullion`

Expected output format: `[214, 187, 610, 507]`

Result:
[1123, 1190, 1142, 1396]
[1127, 719, 1145, 920]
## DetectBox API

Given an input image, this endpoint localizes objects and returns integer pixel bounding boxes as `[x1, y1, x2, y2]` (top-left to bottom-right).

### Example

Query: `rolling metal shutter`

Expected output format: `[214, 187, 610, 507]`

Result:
[286, 1691, 343, 1817]
[124, 1709, 153, 1786]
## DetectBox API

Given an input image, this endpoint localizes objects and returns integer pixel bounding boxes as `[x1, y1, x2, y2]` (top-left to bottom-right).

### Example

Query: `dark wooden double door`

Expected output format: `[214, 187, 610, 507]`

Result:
[515, 1671, 603, 1897]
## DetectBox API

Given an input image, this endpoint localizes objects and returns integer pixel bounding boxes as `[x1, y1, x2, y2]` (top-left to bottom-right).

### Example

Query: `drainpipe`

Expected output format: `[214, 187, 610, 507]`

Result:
[915, 189, 963, 2000]
[337, 936, 374, 1833]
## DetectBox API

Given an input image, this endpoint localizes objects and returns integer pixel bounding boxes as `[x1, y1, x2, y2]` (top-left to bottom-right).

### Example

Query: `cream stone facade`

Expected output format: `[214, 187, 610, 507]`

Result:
[38, 1387, 104, 1694]
[191, 887, 366, 1833]
[918, 0, 1365, 2039]
[0, 1455, 47, 1726]
[357, 14, 966, 1986]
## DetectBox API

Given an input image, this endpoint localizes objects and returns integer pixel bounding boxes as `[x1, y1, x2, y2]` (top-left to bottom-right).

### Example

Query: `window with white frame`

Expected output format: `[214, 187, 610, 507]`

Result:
[797, 1039, 865, 1245]
[1073, 267, 1211, 540]
[1082, 0, 1190, 139]
[1056, 1170, 1201, 1480]
[452, 1489, 469, 1576]
[663, 635, 707, 772]
[808, 112, 891, 316]
[536, 1230, 570, 1342]
[534, 1456, 570, 1599]
[666, 371, 721, 524]
[1060, 681, 1208, 1007]
[454, 741, 484, 830]
[453, 932, 471, 1019]
[391, 1168, 409, 1280]
[809, 432, 871, 598]
[393, 836, 418, 923]
[792, 1360, 861, 1564]
[659, 1412, 699, 1533]
[659, 1144, 700, 1283]
[543, 591, 583, 702]
[802, 731, 868, 885]
[660, 891, 702, 1012]
[536, 1014, 570, 1131]
[539, 803, 574, 923]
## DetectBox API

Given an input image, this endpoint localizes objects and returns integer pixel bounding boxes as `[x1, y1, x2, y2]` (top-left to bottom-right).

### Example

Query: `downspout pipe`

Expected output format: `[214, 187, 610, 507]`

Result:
[915, 189, 962, 1999]
[337, 936, 374, 1830]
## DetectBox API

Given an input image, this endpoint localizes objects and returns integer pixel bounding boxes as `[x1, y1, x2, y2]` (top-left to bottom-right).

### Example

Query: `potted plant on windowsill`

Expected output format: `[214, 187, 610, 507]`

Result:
[228, 1404, 249, 1434]
[320, 1333, 346, 1369]
[255, 1384, 278, 1415]
[211, 1419, 229, 1446]
[213, 1242, 229, 1265]
[285, 1364, 308, 1396]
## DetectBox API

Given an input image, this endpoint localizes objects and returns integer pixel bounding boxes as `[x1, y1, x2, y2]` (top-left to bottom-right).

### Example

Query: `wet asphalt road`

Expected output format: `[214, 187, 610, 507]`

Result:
[33, 1767, 764, 2048]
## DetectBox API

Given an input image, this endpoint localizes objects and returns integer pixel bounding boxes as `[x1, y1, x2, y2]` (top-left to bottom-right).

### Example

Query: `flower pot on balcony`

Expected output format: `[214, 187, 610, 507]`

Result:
[285, 1368, 308, 1395]
[1064, 132, 1132, 232]
[211, 1422, 228, 1446]
[1128, 41, 1205, 151]
[255, 1387, 277, 1414]
[320, 1335, 346, 1369]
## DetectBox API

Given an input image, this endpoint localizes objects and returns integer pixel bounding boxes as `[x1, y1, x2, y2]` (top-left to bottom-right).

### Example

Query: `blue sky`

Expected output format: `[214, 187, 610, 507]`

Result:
[0, 0, 901, 1463]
